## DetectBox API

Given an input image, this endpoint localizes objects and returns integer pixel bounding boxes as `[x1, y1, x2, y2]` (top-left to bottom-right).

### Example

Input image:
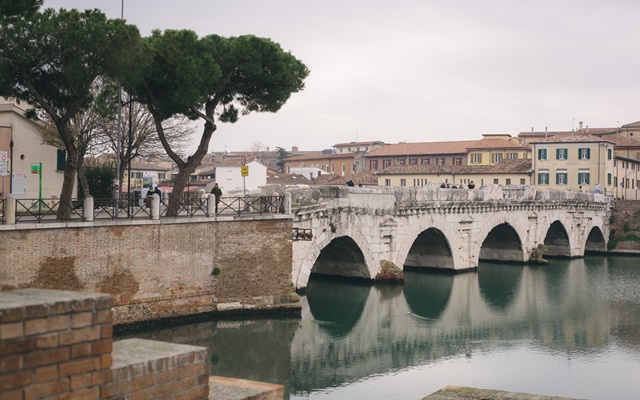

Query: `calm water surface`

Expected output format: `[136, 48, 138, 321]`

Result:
[117, 256, 640, 400]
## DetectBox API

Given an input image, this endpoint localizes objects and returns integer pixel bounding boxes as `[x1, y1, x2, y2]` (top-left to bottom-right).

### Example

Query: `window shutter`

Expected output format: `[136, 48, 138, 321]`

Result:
[538, 173, 542, 184]
[556, 172, 559, 184]
[556, 149, 560, 159]
[56, 149, 66, 171]
[478, 154, 482, 163]
[586, 148, 591, 159]
[586, 173, 590, 184]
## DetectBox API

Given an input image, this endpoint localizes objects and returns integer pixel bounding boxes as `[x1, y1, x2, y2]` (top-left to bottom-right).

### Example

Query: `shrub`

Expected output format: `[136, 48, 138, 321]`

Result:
[623, 222, 630, 233]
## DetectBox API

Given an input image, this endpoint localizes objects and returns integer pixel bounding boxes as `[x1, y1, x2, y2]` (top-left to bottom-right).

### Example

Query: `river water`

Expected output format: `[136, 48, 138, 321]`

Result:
[116, 256, 640, 400]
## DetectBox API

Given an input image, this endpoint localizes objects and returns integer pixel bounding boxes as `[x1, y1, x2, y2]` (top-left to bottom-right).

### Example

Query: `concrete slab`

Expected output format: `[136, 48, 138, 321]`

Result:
[209, 376, 284, 400]
[423, 386, 584, 400]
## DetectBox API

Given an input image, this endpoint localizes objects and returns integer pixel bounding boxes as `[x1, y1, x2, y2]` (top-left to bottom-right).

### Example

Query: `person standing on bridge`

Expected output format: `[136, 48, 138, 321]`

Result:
[211, 183, 222, 214]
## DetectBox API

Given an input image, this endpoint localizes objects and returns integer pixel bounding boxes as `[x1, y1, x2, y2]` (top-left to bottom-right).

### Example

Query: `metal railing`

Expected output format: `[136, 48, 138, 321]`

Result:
[7, 194, 285, 224]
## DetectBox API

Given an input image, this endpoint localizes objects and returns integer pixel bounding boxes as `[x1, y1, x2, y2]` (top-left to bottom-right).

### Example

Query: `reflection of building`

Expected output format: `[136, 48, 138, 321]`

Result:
[0, 100, 72, 199]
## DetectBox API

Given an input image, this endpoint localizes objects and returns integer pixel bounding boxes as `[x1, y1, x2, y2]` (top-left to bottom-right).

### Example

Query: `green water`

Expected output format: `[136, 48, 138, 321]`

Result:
[116, 256, 640, 400]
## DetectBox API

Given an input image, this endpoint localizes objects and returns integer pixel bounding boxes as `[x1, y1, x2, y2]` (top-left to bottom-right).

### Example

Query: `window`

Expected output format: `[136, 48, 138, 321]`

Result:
[608, 173, 612, 185]
[371, 160, 378, 170]
[400, 179, 406, 186]
[578, 170, 590, 185]
[493, 178, 499, 184]
[538, 171, 549, 185]
[339, 148, 343, 153]
[453, 157, 462, 166]
[556, 170, 567, 185]
[608, 148, 612, 160]
[520, 178, 526, 184]
[410, 158, 417, 165]
[579, 148, 590, 160]
[331, 163, 334, 172]
[422, 157, 430, 165]
[472, 153, 482, 164]
[556, 148, 567, 160]
[342, 163, 345, 173]
[132, 172, 143, 179]
[158, 173, 166, 180]
[227, 170, 233, 180]
[436, 157, 445, 165]
[384, 159, 391, 168]
[493, 153, 502, 163]
[397, 159, 405, 165]
[506, 179, 511, 185]
[56, 149, 66, 171]
[385, 179, 391, 187]
[538, 148, 548, 160]
[508, 152, 518, 160]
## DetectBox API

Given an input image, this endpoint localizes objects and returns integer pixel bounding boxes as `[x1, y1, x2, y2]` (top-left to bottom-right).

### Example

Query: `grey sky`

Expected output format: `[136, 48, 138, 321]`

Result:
[45, 1, 640, 153]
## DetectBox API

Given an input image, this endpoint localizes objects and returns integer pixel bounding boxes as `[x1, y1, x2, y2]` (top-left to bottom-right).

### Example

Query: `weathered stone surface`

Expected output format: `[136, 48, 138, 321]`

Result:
[423, 385, 583, 400]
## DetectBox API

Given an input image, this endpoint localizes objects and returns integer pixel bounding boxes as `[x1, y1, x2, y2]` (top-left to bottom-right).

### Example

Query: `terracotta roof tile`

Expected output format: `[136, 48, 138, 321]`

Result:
[621, 121, 640, 128]
[266, 173, 310, 185]
[332, 141, 386, 147]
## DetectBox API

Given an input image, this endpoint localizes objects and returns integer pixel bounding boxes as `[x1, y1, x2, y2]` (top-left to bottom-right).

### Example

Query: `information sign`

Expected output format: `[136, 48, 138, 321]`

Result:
[0, 161, 8, 176]
[241, 165, 249, 177]
[31, 163, 41, 174]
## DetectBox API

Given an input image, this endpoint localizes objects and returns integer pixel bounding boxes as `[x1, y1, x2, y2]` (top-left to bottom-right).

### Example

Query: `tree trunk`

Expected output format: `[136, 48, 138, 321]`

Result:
[166, 165, 195, 216]
[58, 147, 78, 220]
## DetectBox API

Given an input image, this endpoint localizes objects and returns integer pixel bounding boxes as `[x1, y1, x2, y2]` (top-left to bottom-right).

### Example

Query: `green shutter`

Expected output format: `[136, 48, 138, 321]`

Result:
[556, 172, 559, 184]
[538, 173, 541, 184]
[538, 149, 542, 160]
[586, 148, 591, 159]
[586, 172, 590, 184]
[56, 149, 66, 171]
[608, 173, 612, 185]
[556, 149, 560, 159]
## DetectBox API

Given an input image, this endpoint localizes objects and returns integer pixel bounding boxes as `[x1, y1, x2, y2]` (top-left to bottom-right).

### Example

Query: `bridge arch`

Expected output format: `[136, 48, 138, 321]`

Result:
[475, 219, 527, 264]
[543, 220, 572, 257]
[293, 224, 377, 289]
[396, 222, 462, 271]
[585, 226, 606, 252]
[403, 227, 454, 269]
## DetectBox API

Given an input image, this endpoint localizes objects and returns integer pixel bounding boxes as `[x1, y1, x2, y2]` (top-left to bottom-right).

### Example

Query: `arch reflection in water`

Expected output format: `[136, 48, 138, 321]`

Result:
[477, 262, 523, 312]
[306, 275, 371, 338]
[403, 268, 454, 320]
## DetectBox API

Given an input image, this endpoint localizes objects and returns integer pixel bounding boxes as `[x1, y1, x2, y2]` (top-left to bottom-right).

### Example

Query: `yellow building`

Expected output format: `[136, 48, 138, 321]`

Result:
[376, 159, 532, 187]
[530, 134, 614, 193]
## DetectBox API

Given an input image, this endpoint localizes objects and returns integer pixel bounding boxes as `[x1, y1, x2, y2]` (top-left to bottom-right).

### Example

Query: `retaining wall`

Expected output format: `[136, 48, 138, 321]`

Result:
[0, 217, 297, 326]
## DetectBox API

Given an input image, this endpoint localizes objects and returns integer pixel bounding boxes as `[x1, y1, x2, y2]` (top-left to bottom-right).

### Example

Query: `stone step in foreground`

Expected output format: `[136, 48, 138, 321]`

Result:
[423, 386, 584, 400]
[209, 376, 284, 400]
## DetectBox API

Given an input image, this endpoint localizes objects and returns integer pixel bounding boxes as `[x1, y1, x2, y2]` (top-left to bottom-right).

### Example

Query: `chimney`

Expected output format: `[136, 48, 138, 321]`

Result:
[579, 121, 583, 130]
[531, 127, 534, 133]
[545, 127, 548, 137]
[291, 146, 299, 153]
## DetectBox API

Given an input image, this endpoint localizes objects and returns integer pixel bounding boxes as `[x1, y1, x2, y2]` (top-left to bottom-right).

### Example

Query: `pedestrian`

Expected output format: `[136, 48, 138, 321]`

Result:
[211, 183, 222, 214]
[468, 181, 475, 189]
[595, 183, 601, 194]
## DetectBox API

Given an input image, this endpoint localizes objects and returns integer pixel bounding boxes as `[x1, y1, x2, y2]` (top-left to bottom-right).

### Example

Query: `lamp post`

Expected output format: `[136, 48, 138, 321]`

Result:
[114, 0, 125, 216]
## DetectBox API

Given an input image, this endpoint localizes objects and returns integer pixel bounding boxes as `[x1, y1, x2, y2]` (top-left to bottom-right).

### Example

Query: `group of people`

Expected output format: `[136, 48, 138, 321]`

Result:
[439, 180, 475, 189]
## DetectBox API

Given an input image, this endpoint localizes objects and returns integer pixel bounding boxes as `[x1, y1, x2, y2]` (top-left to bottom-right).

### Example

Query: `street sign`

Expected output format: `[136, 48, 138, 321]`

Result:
[0, 151, 8, 176]
[241, 165, 249, 177]
[31, 163, 41, 174]
[241, 156, 246, 166]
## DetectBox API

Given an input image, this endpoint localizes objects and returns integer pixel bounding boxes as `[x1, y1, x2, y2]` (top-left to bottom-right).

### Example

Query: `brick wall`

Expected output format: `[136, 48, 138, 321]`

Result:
[0, 218, 298, 325]
[0, 289, 210, 400]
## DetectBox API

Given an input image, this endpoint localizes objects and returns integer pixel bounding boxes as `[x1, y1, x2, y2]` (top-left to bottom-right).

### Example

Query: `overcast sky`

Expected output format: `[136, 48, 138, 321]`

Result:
[45, 1, 640, 153]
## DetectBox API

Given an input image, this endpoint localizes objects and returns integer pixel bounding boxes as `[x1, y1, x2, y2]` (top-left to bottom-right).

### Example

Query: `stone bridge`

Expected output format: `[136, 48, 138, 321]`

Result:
[288, 185, 610, 290]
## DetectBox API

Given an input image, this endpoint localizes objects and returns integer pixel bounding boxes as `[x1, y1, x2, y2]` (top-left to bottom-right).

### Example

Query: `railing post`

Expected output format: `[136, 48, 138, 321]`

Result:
[83, 196, 94, 222]
[207, 194, 215, 217]
[5, 194, 15, 225]
[151, 194, 160, 220]
[284, 193, 292, 214]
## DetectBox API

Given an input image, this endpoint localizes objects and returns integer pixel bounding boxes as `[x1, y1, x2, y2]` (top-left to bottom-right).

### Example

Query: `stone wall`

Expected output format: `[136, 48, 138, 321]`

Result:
[609, 200, 640, 250]
[0, 217, 298, 325]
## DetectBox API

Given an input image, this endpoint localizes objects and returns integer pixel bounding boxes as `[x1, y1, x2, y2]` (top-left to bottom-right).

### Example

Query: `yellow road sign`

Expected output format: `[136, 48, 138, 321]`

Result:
[241, 165, 249, 177]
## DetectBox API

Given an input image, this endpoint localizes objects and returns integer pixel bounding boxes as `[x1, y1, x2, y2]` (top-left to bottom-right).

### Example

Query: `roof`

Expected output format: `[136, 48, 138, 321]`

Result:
[332, 141, 386, 147]
[285, 153, 355, 162]
[529, 133, 614, 145]
[575, 127, 618, 135]
[312, 170, 379, 186]
[595, 134, 640, 148]
[376, 159, 532, 175]
[266, 172, 311, 185]
[216, 158, 266, 167]
[518, 130, 572, 137]
[365, 139, 526, 158]
[621, 121, 640, 128]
